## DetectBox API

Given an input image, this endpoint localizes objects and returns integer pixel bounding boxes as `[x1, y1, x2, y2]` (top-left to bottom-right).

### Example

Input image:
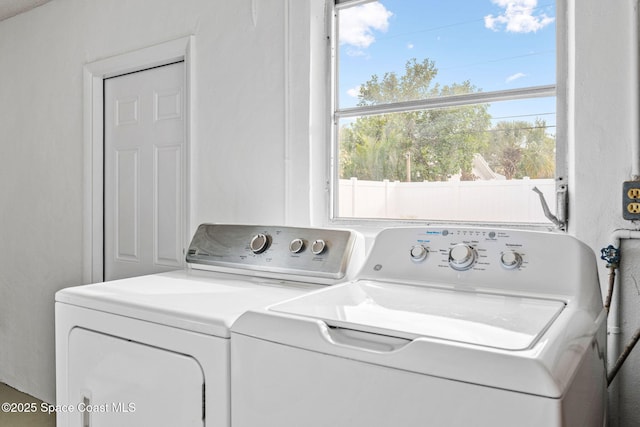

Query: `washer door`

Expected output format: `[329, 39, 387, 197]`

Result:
[269, 281, 565, 350]
[67, 327, 204, 426]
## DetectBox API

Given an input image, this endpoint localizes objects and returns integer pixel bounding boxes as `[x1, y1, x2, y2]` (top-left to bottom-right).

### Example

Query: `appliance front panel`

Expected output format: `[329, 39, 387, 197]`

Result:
[231, 333, 562, 427]
[67, 327, 204, 426]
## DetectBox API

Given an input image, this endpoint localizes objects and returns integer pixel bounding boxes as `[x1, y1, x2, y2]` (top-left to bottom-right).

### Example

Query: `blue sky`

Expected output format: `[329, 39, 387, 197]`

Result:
[338, 0, 556, 127]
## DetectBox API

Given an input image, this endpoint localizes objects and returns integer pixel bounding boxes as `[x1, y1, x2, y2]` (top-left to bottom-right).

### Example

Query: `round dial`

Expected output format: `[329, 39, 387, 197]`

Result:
[410, 245, 428, 262]
[249, 233, 270, 254]
[311, 239, 327, 255]
[448, 244, 477, 271]
[500, 250, 523, 270]
[289, 238, 305, 254]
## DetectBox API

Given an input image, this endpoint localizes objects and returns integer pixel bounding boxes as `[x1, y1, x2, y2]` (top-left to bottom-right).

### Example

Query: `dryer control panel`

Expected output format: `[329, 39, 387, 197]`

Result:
[186, 224, 364, 284]
[359, 227, 599, 300]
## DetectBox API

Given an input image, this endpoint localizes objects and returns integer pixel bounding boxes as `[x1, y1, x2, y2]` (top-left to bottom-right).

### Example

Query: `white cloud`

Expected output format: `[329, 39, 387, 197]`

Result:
[345, 48, 369, 58]
[347, 86, 362, 98]
[339, 2, 393, 49]
[506, 72, 527, 83]
[484, 0, 554, 33]
[407, 43, 414, 49]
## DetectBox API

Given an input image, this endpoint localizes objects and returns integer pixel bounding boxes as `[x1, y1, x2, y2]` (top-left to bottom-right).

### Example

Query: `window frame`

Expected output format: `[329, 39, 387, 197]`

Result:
[327, 0, 568, 230]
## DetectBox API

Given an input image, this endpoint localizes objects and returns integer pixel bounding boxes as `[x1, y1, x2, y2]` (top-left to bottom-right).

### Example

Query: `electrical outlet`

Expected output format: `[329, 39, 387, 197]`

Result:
[623, 181, 640, 220]
[628, 188, 640, 199]
[628, 203, 640, 214]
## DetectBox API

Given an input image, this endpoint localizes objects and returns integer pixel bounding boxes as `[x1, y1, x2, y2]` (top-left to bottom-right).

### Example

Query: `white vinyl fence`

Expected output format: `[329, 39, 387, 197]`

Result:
[338, 178, 556, 223]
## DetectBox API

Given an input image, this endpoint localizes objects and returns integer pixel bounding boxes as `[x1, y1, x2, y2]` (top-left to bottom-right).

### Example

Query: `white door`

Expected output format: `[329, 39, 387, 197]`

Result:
[104, 62, 185, 281]
[68, 327, 204, 426]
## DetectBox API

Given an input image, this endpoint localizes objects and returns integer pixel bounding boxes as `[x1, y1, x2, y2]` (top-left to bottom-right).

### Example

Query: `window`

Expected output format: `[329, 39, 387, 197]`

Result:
[331, 0, 560, 225]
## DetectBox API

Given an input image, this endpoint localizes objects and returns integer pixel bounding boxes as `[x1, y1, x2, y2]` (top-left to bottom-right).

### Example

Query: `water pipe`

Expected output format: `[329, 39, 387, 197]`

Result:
[605, 229, 640, 427]
[607, 229, 640, 380]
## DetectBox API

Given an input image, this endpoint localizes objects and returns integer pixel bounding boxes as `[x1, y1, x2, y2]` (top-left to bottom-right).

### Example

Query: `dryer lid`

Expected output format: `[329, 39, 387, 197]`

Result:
[269, 281, 565, 351]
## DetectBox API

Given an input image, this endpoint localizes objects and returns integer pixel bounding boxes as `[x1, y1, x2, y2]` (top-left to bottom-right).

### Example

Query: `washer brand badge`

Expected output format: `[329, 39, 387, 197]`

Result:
[425, 231, 441, 235]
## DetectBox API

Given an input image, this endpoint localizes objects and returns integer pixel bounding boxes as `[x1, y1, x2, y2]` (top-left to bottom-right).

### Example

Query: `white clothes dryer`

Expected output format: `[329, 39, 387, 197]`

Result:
[55, 224, 363, 427]
[231, 227, 607, 427]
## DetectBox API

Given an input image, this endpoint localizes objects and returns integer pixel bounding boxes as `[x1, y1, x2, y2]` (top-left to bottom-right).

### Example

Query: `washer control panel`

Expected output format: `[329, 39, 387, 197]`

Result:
[361, 226, 596, 296]
[400, 228, 527, 272]
[186, 224, 361, 282]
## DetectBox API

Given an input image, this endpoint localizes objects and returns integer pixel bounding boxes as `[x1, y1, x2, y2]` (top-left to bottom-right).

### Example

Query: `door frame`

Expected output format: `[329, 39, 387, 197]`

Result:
[83, 36, 194, 284]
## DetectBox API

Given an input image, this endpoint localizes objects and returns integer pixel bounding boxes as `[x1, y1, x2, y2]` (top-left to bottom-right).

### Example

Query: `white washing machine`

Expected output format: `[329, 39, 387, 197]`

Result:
[55, 224, 363, 427]
[231, 227, 607, 427]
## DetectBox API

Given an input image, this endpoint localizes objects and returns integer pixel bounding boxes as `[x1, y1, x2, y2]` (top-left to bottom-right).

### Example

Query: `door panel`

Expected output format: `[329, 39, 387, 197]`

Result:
[68, 327, 204, 427]
[154, 145, 182, 266]
[115, 149, 139, 262]
[104, 62, 185, 281]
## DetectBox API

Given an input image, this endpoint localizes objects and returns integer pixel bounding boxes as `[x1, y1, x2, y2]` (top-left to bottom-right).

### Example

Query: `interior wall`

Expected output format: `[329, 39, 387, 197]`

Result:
[0, 0, 312, 403]
[570, 1, 640, 426]
[1, 0, 640, 425]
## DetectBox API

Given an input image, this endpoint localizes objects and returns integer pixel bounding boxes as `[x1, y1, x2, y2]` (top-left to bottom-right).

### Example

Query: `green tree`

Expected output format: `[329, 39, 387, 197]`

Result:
[340, 58, 491, 182]
[481, 119, 555, 180]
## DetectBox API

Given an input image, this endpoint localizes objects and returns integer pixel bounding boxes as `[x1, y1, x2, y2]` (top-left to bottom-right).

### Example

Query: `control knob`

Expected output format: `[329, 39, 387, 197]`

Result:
[289, 238, 305, 254]
[249, 233, 270, 254]
[410, 245, 428, 262]
[500, 250, 523, 270]
[311, 239, 327, 255]
[448, 244, 477, 271]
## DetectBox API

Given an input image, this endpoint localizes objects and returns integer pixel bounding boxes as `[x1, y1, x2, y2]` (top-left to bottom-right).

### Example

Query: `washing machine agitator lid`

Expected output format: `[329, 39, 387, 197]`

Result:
[269, 281, 565, 351]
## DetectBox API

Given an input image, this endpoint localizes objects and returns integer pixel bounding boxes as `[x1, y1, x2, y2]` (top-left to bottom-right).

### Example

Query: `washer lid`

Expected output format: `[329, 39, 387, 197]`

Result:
[269, 281, 565, 350]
